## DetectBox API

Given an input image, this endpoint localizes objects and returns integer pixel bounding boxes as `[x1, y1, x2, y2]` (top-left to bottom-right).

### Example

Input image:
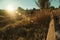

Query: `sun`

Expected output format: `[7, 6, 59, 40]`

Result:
[6, 4, 15, 12]
[5, 4, 17, 19]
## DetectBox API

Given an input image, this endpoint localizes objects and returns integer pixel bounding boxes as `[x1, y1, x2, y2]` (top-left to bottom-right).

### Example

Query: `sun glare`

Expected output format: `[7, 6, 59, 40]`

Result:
[6, 4, 15, 12]
[5, 4, 17, 19]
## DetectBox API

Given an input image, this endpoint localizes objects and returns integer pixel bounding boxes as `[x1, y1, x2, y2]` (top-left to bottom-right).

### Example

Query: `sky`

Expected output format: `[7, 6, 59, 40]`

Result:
[50, 0, 60, 8]
[0, 0, 60, 9]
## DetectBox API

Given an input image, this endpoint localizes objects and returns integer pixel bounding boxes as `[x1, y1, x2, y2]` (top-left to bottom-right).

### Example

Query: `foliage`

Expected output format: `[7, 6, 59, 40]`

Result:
[36, 0, 50, 9]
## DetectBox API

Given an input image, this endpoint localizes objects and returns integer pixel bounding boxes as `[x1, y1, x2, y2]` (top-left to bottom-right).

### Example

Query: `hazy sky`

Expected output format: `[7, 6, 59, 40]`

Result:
[0, 0, 60, 9]
[50, 0, 60, 8]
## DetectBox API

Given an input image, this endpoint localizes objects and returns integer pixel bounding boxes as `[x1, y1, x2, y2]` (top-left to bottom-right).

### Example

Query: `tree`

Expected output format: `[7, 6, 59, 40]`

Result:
[59, 5, 60, 8]
[50, 6, 55, 10]
[30, 8, 36, 15]
[35, 0, 50, 9]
